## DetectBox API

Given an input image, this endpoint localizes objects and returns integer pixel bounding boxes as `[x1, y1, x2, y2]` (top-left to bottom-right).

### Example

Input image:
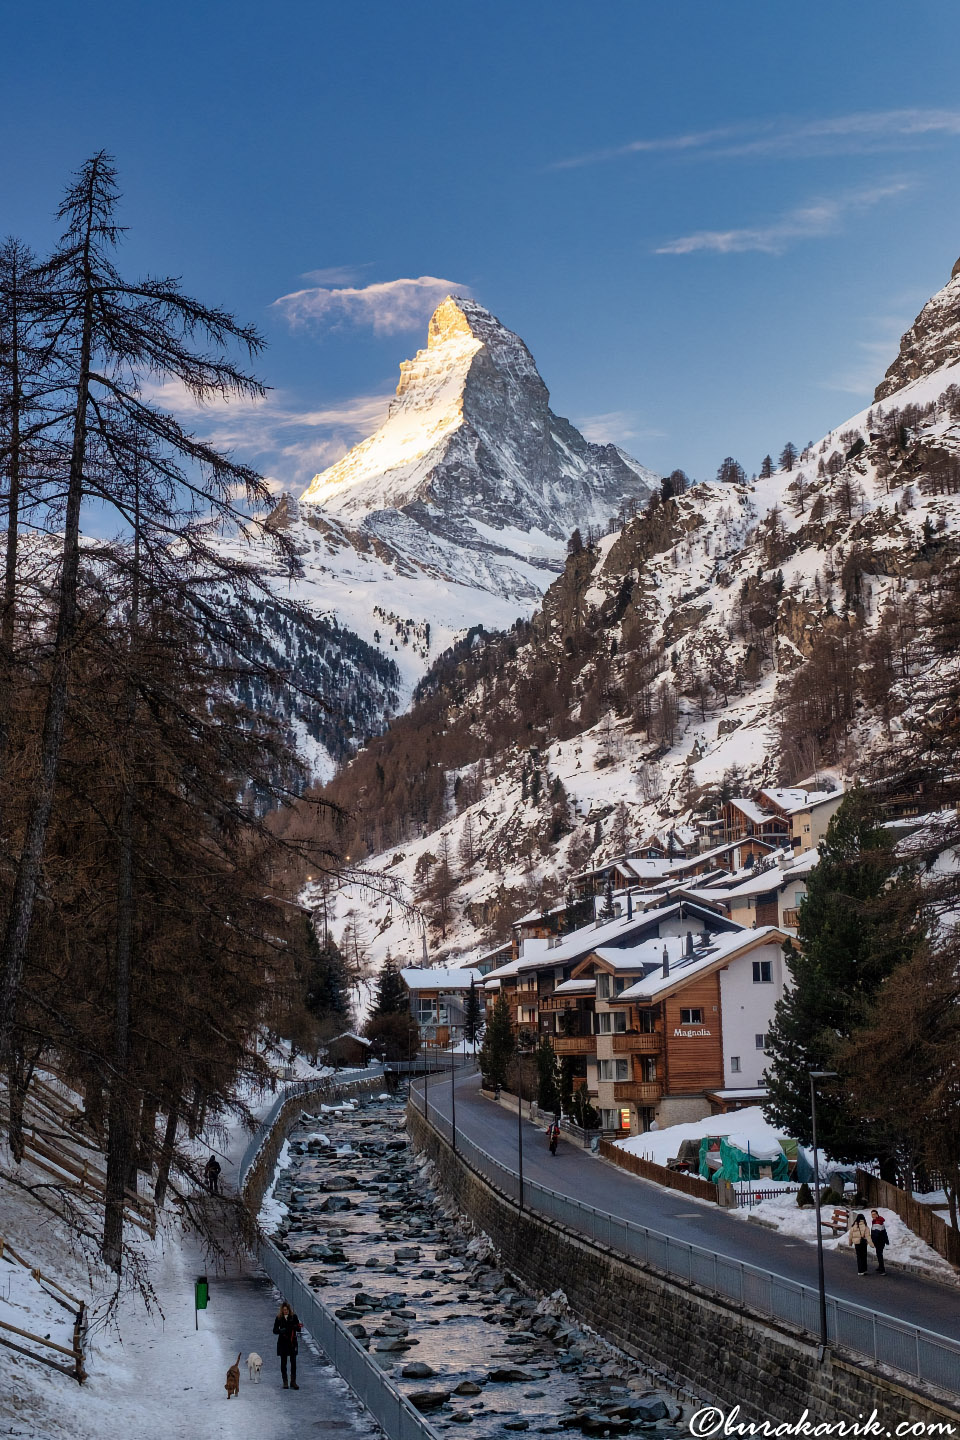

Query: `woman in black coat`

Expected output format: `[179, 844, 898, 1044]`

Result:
[273, 1301, 302, 1389]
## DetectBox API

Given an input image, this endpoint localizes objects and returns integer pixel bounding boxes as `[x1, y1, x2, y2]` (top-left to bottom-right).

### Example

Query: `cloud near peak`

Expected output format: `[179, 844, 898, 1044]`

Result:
[273, 275, 466, 335]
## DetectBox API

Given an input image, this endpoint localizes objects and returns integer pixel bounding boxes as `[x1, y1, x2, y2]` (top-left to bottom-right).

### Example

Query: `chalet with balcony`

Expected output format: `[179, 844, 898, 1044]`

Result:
[718, 796, 791, 846]
[559, 925, 789, 1136]
[400, 966, 483, 1048]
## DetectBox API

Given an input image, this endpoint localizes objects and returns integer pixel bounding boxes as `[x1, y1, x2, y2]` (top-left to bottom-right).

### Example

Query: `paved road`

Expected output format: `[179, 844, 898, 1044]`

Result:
[417, 1070, 960, 1346]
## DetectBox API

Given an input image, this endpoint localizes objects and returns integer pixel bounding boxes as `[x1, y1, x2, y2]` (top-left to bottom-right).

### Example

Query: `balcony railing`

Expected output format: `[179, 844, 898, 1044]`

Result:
[539, 994, 583, 1013]
[553, 1035, 597, 1056]
[611, 1033, 662, 1054]
[613, 1081, 663, 1103]
[782, 907, 800, 927]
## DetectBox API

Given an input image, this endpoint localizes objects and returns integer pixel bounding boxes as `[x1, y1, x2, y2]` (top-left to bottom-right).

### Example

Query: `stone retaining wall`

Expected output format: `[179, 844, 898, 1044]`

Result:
[407, 1104, 960, 1426]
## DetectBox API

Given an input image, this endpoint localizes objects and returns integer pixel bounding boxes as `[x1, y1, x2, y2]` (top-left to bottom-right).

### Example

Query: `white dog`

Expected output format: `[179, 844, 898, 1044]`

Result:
[247, 1351, 263, 1383]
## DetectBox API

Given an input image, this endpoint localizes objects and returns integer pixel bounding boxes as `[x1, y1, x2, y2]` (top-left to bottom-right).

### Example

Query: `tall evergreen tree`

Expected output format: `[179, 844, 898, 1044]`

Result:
[478, 991, 514, 1090]
[536, 1035, 561, 1114]
[759, 454, 774, 478]
[370, 955, 408, 1016]
[463, 977, 483, 1044]
[779, 441, 798, 472]
[303, 922, 353, 1027]
[764, 789, 921, 1159]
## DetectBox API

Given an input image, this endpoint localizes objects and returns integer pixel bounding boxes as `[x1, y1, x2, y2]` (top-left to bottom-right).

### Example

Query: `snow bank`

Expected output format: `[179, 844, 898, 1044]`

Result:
[734, 1191, 957, 1283]
[614, 1105, 799, 1168]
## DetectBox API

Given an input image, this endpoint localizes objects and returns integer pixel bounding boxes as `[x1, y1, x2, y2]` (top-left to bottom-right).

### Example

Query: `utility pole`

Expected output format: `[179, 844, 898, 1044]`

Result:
[810, 1070, 838, 1357]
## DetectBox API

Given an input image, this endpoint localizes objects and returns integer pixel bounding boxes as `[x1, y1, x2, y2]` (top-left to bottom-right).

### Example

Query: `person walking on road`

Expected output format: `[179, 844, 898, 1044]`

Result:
[203, 1155, 221, 1195]
[870, 1210, 889, 1275]
[847, 1212, 870, 1275]
[548, 1120, 560, 1156]
[274, 1301, 303, 1389]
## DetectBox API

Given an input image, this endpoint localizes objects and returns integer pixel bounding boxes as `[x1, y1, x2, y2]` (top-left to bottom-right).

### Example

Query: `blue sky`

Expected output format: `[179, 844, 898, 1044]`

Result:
[4, 1, 960, 488]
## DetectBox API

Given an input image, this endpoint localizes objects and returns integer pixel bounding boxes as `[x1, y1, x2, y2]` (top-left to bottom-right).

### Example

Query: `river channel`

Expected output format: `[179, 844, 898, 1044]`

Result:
[265, 1088, 694, 1438]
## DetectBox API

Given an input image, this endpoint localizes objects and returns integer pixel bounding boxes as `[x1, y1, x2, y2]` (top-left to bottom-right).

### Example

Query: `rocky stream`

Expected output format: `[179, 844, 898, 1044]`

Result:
[265, 1090, 695, 1439]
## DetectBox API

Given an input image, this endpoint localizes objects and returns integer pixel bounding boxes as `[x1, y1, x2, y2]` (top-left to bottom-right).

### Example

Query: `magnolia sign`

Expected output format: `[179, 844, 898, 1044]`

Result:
[674, 1027, 712, 1037]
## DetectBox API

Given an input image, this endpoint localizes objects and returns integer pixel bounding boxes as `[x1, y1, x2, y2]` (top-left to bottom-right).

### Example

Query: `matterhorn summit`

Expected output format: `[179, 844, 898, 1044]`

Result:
[300, 294, 656, 575]
[226, 296, 657, 774]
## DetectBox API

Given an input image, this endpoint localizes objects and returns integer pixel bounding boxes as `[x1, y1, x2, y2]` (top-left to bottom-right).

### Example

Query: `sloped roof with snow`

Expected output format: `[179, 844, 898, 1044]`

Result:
[400, 967, 482, 991]
[613, 926, 787, 1003]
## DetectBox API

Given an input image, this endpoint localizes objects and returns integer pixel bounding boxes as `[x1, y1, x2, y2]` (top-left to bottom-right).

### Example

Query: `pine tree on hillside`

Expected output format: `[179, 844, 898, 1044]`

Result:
[779, 441, 798, 472]
[764, 789, 921, 1161]
[759, 454, 774, 478]
[463, 978, 483, 1044]
[304, 921, 353, 1027]
[370, 955, 408, 1016]
[717, 457, 747, 485]
[478, 991, 514, 1090]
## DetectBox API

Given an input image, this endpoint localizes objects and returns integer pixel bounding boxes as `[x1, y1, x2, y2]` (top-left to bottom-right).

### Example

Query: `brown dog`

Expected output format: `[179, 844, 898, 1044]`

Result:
[225, 1351, 242, 1399]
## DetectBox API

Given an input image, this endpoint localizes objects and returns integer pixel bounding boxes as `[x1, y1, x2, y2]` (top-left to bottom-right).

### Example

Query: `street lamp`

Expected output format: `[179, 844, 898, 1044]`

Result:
[809, 1070, 838, 1355]
[450, 1024, 458, 1154]
[516, 1037, 534, 1210]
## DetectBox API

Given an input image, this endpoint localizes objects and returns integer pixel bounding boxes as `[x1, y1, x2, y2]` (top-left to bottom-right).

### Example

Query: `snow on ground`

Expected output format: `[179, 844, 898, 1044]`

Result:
[613, 1106, 800, 1168]
[731, 1191, 958, 1284]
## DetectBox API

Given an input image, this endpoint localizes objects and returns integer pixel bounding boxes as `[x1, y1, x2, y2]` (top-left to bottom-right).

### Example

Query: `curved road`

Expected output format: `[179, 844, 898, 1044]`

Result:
[416, 1070, 960, 1346]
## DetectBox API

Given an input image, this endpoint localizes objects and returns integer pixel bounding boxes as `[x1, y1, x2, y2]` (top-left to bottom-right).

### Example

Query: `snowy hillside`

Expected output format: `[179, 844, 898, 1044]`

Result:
[309, 256, 960, 972]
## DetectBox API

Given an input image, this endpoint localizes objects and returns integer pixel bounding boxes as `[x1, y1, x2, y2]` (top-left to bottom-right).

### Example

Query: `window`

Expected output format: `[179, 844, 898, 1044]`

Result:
[752, 960, 772, 983]
[596, 974, 611, 999]
[598, 1059, 629, 1081]
[755, 1033, 768, 1050]
[613, 976, 627, 995]
[596, 1012, 627, 1033]
[639, 1057, 657, 1082]
[730, 1056, 741, 1073]
[680, 1007, 704, 1025]
[600, 1108, 624, 1130]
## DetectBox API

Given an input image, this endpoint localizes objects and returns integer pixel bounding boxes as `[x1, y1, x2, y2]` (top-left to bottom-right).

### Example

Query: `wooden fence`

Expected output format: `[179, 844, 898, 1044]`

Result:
[856, 1168, 960, 1270]
[598, 1140, 719, 1203]
[0, 1236, 86, 1383]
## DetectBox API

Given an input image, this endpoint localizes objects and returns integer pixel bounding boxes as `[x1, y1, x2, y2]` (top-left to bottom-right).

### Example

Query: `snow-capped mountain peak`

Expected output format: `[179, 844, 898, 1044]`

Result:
[300, 294, 656, 541]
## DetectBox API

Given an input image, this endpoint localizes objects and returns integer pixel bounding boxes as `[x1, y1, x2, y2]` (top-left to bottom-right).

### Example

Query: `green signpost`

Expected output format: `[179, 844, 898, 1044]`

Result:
[195, 1275, 209, 1330]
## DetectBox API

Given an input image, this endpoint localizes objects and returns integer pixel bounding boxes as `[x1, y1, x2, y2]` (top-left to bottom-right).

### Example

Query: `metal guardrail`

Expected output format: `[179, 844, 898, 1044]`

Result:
[257, 1238, 441, 1440]
[238, 1067, 442, 1440]
[413, 1085, 960, 1399]
[238, 1067, 384, 1193]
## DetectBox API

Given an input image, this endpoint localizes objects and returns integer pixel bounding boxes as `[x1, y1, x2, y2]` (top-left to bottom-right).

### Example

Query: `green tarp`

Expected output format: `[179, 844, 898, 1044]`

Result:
[698, 1134, 790, 1183]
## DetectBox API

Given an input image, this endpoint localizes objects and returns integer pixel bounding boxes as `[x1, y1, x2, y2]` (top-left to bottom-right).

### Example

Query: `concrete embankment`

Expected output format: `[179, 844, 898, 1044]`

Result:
[406, 1101, 960, 1427]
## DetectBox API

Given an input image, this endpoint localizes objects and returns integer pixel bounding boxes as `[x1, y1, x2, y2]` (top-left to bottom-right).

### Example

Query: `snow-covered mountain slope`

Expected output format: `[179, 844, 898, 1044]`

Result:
[876, 255, 960, 400]
[219, 296, 656, 774]
[308, 253, 960, 971]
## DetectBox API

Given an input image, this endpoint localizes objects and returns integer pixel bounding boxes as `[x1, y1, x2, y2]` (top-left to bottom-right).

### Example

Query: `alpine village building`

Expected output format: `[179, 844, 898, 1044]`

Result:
[478, 783, 840, 1138]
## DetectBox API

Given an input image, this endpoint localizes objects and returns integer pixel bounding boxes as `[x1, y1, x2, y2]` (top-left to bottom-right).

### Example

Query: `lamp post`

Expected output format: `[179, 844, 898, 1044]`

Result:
[809, 1070, 838, 1355]
[516, 1037, 534, 1210]
[450, 1024, 458, 1153]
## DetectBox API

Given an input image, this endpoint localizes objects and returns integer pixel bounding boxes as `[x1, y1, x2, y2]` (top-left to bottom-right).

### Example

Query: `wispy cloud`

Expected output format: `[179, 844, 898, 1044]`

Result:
[575, 410, 665, 447]
[552, 108, 960, 171]
[147, 378, 392, 490]
[273, 275, 466, 335]
[656, 181, 910, 256]
[551, 128, 735, 171]
[299, 263, 374, 285]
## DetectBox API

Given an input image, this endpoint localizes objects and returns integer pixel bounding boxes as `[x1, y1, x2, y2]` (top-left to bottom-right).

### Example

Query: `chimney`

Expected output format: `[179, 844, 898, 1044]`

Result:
[662, 945, 670, 978]
[627, 891, 633, 919]
[685, 930, 694, 956]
